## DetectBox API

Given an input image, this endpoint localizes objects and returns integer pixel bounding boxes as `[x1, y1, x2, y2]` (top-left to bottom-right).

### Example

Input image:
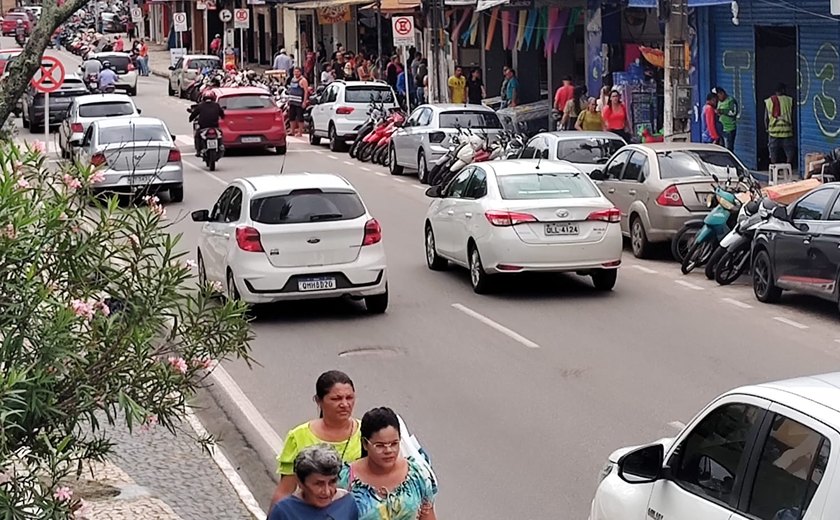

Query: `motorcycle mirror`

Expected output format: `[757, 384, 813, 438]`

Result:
[771, 205, 788, 221]
[712, 174, 720, 183]
[589, 169, 606, 181]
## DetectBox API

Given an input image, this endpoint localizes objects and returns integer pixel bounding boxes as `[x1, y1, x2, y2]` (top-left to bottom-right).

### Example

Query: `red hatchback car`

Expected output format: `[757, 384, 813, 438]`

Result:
[212, 87, 286, 155]
[2, 12, 32, 36]
[0, 48, 22, 75]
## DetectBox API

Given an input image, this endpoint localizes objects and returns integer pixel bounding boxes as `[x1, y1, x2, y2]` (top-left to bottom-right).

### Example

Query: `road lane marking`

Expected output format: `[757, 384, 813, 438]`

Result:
[373, 171, 387, 177]
[631, 265, 658, 274]
[327, 154, 338, 160]
[314, 150, 324, 155]
[183, 159, 227, 185]
[452, 303, 540, 349]
[343, 160, 354, 165]
[675, 280, 704, 291]
[359, 166, 371, 172]
[393, 178, 406, 183]
[721, 297, 753, 309]
[773, 317, 809, 330]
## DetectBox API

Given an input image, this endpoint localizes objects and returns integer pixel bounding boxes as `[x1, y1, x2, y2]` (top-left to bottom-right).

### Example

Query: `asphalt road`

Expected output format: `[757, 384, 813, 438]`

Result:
[15, 42, 840, 519]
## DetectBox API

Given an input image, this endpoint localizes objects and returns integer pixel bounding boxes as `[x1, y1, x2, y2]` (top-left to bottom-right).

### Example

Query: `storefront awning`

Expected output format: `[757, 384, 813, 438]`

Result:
[281, 0, 370, 8]
[626, 0, 731, 6]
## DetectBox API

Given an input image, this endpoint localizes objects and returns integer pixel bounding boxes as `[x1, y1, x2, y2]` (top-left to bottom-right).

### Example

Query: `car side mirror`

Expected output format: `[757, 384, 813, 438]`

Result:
[617, 443, 664, 484]
[191, 209, 210, 222]
[137, 108, 142, 114]
[69, 138, 82, 147]
[168, 65, 175, 70]
[590, 169, 606, 181]
[170, 134, 176, 141]
[310, 95, 320, 105]
[425, 185, 443, 198]
[772, 205, 789, 221]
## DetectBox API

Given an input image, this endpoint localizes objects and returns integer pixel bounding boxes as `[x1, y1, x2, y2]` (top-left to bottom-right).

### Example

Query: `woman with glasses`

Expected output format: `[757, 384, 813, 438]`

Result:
[269, 445, 359, 519]
[340, 407, 437, 520]
[271, 371, 362, 508]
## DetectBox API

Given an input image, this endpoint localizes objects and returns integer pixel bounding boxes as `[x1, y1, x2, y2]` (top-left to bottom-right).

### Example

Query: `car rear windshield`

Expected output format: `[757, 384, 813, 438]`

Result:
[344, 86, 394, 104]
[556, 138, 624, 164]
[657, 150, 748, 180]
[250, 189, 365, 224]
[219, 94, 274, 110]
[95, 55, 131, 73]
[79, 102, 135, 118]
[497, 172, 600, 200]
[186, 58, 220, 70]
[34, 80, 87, 100]
[439, 111, 502, 129]
[6, 13, 28, 20]
[98, 125, 169, 144]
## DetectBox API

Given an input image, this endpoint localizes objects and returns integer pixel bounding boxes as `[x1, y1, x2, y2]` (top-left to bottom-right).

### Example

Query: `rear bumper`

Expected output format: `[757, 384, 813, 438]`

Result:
[30, 107, 70, 125]
[333, 118, 365, 138]
[94, 164, 184, 189]
[645, 207, 709, 242]
[223, 128, 287, 148]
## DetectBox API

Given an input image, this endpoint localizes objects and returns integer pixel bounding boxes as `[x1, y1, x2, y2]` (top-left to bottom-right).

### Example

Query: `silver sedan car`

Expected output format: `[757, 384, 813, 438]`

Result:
[518, 131, 627, 175]
[72, 117, 184, 202]
[58, 93, 140, 159]
[389, 104, 504, 183]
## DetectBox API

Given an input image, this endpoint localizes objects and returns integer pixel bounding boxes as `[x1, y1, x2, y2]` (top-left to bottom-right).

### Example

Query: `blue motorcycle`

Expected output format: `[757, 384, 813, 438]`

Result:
[680, 175, 744, 275]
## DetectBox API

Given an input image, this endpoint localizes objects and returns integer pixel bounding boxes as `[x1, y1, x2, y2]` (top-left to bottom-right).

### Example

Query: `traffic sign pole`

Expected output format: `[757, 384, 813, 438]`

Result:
[44, 92, 49, 149]
[403, 47, 410, 113]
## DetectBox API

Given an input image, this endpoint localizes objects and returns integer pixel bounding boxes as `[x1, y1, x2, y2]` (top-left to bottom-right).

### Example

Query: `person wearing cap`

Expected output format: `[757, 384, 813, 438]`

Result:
[273, 47, 293, 77]
[210, 34, 222, 55]
[714, 86, 738, 152]
[98, 61, 119, 92]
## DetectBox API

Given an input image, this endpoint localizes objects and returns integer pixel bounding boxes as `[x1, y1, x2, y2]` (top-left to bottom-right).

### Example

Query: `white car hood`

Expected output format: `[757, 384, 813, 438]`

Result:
[607, 437, 676, 463]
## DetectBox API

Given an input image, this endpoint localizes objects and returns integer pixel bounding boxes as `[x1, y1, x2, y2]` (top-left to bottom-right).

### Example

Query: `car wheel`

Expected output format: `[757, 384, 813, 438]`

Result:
[365, 285, 389, 314]
[425, 225, 448, 270]
[681, 239, 713, 275]
[197, 249, 207, 286]
[705, 245, 726, 280]
[226, 269, 241, 301]
[753, 250, 782, 303]
[389, 145, 404, 175]
[591, 269, 618, 291]
[169, 184, 184, 203]
[275, 145, 287, 155]
[630, 216, 651, 259]
[671, 224, 698, 262]
[167, 80, 175, 96]
[417, 152, 429, 184]
[469, 244, 494, 294]
[328, 125, 345, 152]
[309, 128, 321, 145]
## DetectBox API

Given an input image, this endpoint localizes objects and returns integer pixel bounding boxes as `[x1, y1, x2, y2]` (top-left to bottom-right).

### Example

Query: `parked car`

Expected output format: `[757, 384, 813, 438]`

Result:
[58, 93, 140, 159]
[167, 54, 221, 98]
[590, 371, 840, 520]
[85, 52, 138, 96]
[0, 48, 22, 75]
[22, 6, 41, 20]
[2, 12, 31, 35]
[191, 173, 389, 312]
[752, 183, 840, 312]
[590, 143, 751, 258]
[101, 12, 124, 33]
[517, 131, 626, 176]
[22, 74, 89, 133]
[309, 80, 398, 152]
[424, 159, 622, 293]
[212, 87, 287, 154]
[390, 104, 504, 183]
[71, 117, 184, 201]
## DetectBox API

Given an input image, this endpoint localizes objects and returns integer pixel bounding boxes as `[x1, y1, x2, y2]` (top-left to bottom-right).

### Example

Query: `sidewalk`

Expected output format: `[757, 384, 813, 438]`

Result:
[72, 411, 263, 520]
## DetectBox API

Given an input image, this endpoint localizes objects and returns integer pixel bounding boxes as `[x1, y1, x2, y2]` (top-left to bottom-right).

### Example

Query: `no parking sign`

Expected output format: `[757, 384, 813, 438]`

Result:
[391, 16, 415, 47]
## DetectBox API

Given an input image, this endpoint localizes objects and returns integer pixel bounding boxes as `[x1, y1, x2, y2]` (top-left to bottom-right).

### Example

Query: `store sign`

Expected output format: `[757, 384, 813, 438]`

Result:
[317, 5, 351, 24]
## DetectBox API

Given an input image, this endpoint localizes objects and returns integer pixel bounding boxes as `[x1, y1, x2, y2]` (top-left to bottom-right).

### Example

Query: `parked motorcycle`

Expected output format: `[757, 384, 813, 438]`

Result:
[358, 110, 404, 163]
[350, 102, 387, 159]
[712, 197, 779, 286]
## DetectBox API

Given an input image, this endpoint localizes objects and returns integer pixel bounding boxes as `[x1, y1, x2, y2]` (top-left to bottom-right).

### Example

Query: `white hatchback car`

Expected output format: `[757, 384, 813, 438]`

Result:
[309, 80, 398, 152]
[58, 93, 140, 158]
[590, 372, 840, 520]
[87, 52, 138, 96]
[423, 159, 623, 293]
[192, 174, 389, 313]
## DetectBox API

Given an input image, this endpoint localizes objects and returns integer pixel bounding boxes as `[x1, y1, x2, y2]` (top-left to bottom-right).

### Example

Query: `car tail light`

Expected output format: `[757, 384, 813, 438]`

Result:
[362, 218, 382, 246]
[127, 63, 135, 71]
[429, 132, 446, 144]
[336, 106, 355, 115]
[91, 153, 107, 166]
[167, 149, 181, 162]
[70, 122, 83, 133]
[587, 208, 621, 223]
[485, 210, 537, 227]
[656, 185, 684, 207]
[235, 226, 264, 252]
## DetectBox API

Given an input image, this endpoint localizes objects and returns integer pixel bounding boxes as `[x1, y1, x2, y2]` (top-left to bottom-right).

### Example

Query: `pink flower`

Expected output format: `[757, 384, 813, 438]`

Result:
[63, 174, 82, 190]
[209, 280, 224, 293]
[54, 486, 73, 502]
[140, 414, 159, 433]
[142, 195, 160, 205]
[184, 259, 197, 269]
[90, 170, 106, 184]
[31, 140, 46, 154]
[2, 224, 15, 240]
[128, 234, 139, 246]
[70, 299, 95, 320]
[96, 300, 111, 317]
[168, 356, 188, 374]
[15, 178, 30, 190]
[193, 357, 214, 370]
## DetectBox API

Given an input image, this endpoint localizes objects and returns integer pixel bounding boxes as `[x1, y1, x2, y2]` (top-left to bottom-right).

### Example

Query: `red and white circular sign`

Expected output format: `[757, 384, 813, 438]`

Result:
[393, 16, 412, 36]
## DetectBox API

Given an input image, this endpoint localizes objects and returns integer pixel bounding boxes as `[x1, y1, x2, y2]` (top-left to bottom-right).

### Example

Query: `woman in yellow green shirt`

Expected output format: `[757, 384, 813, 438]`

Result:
[270, 371, 362, 508]
[576, 97, 604, 132]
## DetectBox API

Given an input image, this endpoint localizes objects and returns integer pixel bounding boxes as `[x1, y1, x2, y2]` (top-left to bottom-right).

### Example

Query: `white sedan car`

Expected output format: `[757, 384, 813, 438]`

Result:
[192, 174, 389, 313]
[58, 93, 140, 159]
[423, 160, 622, 293]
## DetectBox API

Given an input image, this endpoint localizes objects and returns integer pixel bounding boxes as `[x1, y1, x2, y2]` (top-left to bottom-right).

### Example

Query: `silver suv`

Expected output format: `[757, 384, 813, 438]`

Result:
[309, 80, 398, 152]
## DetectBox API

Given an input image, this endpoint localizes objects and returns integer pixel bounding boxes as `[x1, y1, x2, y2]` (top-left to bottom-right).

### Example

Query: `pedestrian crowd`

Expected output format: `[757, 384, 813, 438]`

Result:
[267, 370, 437, 520]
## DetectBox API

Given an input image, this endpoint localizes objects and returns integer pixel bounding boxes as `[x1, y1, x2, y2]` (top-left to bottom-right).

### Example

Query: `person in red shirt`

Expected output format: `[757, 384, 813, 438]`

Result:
[602, 89, 631, 142]
[210, 34, 222, 55]
[113, 35, 124, 52]
[553, 76, 575, 130]
[702, 92, 721, 144]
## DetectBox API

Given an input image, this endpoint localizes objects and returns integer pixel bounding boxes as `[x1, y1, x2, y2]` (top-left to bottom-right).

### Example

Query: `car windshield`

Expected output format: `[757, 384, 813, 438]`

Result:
[34, 80, 87, 101]
[98, 125, 169, 144]
[186, 58, 220, 70]
[345, 86, 394, 104]
[219, 94, 274, 110]
[657, 150, 747, 180]
[7, 13, 27, 20]
[439, 111, 502, 129]
[95, 55, 130, 73]
[497, 172, 601, 200]
[251, 190, 365, 224]
[555, 138, 625, 164]
[79, 102, 135, 118]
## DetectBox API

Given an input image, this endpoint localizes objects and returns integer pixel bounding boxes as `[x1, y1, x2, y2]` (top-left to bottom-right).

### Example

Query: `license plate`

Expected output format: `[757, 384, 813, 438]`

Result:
[545, 223, 579, 236]
[131, 175, 154, 185]
[206, 139, 218, 149]
[241, 136, 262, 143]
[298, 278, 336, 292]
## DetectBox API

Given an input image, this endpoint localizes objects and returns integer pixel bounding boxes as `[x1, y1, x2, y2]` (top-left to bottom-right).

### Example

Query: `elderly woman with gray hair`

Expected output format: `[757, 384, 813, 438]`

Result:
[268, 445, 359, 520]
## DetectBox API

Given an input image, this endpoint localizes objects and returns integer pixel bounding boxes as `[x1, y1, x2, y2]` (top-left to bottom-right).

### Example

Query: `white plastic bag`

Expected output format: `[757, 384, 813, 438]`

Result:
[397, 414, 437, 483]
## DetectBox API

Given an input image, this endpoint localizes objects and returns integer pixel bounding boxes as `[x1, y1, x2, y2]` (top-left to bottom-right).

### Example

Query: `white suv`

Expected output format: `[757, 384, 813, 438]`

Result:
[309, 80, 398, 152]
[88, 52, 138, 96]
[590, 372, 840, 520]
[192, 173, 389, 313]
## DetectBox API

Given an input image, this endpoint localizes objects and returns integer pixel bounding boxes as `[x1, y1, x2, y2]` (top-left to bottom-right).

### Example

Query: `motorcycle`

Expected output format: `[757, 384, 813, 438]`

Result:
[85, 73, 99, 92]
[358, 110, 404, 163]
[428, 128, 475, 186]
[199, 127, 223, 171]
[712, 197, 779, 286]
[349, 102, 387, 159]
[15, 32, 26, 47]
[373, 112, 405, 166]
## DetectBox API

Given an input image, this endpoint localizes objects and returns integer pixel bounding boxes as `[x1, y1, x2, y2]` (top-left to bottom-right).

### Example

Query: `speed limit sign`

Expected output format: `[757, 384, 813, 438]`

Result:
[219, 8, 232, 22]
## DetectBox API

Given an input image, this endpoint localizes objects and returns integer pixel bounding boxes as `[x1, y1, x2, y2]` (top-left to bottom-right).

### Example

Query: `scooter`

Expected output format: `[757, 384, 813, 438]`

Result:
[199, 127, 223, 172]
[85, 73, 99, 92]
[358, 110, 403, 163]
[349, 102, 386, 159]
[373, 112, 405, 166]
[712, 197, 779, 285]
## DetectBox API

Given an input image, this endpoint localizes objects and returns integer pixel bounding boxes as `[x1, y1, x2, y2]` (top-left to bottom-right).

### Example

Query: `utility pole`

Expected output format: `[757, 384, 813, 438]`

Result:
[377, 0, 383, 76]
[663, 0, 689, 140]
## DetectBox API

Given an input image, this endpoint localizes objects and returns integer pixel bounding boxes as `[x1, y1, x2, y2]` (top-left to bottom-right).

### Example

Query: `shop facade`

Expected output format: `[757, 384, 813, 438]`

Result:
[696, 0, 840, 172]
